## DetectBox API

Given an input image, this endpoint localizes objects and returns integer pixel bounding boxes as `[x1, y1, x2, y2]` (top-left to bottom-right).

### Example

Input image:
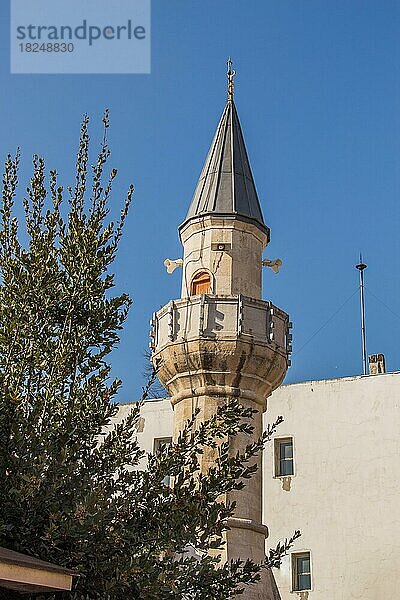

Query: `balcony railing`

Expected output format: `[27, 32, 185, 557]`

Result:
[150, 295, 292, 363]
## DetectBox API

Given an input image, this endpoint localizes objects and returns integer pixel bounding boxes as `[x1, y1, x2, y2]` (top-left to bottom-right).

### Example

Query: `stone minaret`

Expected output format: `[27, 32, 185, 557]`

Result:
[151, 62, 291, 600]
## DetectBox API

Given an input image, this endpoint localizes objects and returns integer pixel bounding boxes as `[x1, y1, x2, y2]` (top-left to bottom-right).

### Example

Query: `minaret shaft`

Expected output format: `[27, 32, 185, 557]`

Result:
[153, 299, 289, 600]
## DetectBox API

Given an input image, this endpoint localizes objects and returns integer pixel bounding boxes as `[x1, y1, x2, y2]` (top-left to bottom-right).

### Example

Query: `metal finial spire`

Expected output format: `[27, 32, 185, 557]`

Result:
[227, 57, 236, 101]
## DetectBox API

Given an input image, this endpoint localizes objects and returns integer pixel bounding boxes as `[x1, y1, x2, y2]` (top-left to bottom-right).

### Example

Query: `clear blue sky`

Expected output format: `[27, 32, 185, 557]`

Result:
[1, 1, 400, 401]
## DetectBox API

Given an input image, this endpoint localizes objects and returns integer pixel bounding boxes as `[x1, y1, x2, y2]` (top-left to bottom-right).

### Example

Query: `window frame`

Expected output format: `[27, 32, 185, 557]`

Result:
[274, 436, 295, 478]
[153, 437, 172, 453]
[190, 270, 213, 296]
[291, 551, 312, 593]
[153, 437, 173, 486]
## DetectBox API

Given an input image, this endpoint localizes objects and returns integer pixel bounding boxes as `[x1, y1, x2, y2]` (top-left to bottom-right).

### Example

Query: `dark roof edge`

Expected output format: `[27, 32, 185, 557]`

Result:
[0, 547, 75, 575]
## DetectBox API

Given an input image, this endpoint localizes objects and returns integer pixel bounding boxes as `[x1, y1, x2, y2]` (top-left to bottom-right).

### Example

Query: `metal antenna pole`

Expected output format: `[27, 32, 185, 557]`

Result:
[355, 255, 367, 375]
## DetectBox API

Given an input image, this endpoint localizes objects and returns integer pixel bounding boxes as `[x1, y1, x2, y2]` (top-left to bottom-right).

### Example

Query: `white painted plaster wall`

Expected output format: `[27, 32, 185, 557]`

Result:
[265, 372, 400, 600]
[114, 398, 173, 470]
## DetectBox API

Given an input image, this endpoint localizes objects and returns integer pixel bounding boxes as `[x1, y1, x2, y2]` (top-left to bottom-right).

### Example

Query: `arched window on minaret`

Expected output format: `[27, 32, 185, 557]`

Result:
[190, 271, 211, 295]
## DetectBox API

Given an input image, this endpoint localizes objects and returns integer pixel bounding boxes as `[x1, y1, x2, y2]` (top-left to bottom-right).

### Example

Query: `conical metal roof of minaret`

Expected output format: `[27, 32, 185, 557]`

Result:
[180, 61, 269, 239]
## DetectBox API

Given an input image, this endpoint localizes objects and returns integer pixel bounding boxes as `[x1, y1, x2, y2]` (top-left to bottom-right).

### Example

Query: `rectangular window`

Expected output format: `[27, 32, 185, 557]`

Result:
[153, 437, 172, 486]
[153, 437, 172, 452]
[292, 553, 311, 592]
[274, 437, 294, 476]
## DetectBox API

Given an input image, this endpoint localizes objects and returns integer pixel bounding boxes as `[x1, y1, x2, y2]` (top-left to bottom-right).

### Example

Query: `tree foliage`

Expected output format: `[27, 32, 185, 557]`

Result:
[0, 114, 298, 599]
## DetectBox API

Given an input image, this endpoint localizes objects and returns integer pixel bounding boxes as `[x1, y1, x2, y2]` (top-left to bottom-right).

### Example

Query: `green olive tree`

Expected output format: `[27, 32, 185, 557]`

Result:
[0, 114, 299, 600]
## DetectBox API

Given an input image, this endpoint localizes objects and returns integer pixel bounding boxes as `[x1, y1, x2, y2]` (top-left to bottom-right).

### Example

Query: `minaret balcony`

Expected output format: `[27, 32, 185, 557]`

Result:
[150, 295, 292, 363]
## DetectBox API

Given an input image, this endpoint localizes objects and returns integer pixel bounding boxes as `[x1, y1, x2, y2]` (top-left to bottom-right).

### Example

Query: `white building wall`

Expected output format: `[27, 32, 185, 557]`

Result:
[265, 372, 400, 600]
[115, 398, 173, 470]
[117, 372, 400, 599]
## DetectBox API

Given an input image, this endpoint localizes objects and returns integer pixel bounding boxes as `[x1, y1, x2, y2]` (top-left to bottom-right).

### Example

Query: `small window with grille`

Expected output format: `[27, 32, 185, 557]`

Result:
[274, 437, 294, 477]
[292, 552, 311, 592]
